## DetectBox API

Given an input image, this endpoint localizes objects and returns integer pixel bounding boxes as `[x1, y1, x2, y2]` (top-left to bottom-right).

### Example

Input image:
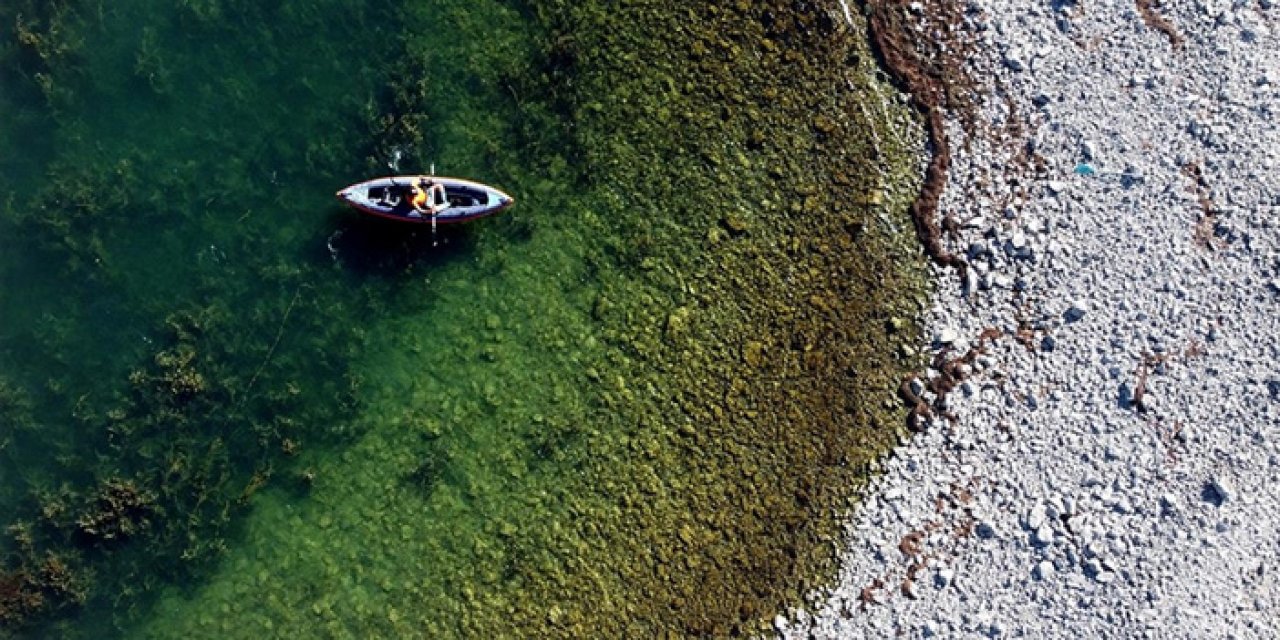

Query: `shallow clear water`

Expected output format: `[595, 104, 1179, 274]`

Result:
[1, 1, 928, 636]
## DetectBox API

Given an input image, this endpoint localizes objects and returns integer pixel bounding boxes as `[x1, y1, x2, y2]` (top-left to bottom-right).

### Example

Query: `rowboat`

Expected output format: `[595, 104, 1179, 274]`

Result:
[335, 175, 514, 224]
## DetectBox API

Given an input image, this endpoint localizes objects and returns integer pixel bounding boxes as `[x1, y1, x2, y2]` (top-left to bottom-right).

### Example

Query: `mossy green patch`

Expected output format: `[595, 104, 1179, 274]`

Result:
[475, 3, 931, 635]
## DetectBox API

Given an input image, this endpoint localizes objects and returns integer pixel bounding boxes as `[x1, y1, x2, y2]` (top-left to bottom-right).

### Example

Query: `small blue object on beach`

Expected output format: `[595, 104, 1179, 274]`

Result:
[1074, 162, 1097, 176]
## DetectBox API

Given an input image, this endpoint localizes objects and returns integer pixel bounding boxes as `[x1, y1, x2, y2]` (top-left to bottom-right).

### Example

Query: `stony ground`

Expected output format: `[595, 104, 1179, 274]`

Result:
[780, 0, 1280, 637]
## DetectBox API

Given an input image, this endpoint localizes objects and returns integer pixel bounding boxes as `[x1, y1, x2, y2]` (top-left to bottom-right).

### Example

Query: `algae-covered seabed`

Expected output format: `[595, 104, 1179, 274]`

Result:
[0, 0, 928, 637]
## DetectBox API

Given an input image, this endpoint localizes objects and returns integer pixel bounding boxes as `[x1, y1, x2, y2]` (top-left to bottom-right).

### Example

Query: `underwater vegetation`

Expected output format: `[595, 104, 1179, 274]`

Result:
[1, 0, 931, 637]
[1, 0, 389, 636]
[457, 1, 931, 635]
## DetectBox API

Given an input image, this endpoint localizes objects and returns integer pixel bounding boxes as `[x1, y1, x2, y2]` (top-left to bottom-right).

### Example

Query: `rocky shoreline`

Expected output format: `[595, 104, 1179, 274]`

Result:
[782, 0, 1279, 637]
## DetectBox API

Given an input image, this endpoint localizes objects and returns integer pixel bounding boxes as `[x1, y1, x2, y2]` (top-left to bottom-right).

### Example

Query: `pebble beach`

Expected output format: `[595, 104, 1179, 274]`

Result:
[783, 0, 1279, 637]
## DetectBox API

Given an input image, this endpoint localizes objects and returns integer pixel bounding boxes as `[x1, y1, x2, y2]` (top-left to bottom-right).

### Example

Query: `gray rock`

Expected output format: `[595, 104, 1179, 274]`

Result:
[1034, 525, 1055, 547]
[1118, 381, 1136, 409]
[1084, 558, 1102, 577]
[1004, 50, 1026, 72]
[1064, 301, 1088, 322]
[1113, 498, 1133, 515]
[1138, 389, 1157, 412]
[976, 521, 998, 539]
[1034, 560, 1056, 581]
[1027, 505, 1047, 530]
[1205, 476, 1234, 506]
[909, 377, 926, 397]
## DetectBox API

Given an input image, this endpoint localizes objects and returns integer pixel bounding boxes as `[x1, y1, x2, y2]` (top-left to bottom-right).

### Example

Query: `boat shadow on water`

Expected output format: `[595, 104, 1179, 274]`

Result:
[318, 209, 475, 279]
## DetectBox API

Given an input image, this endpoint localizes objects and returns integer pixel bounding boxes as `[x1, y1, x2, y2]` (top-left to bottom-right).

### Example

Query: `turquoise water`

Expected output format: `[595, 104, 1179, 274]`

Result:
[2, 1, 928, 636]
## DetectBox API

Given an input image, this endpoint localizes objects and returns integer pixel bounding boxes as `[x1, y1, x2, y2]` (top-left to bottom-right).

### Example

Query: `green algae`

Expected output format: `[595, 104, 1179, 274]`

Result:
[479, 3, 931, 635]
[2, 0, 929, 637]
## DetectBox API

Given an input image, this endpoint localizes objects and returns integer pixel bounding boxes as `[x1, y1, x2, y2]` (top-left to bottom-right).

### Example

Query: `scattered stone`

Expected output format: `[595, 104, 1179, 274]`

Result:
[1004, 49, 1026, 72]
[1027, 505, 1047, 530]
[1064, 301, 1088, 322]
[1033, 525, 1055, 547]
[964, 268, 980, 296]
[1118, 381, 1136, 409]
[1205, 476, 1234, 506]
[1084, 558, 1102, 577]
[1034, 560, 1056, 581]
[976, 521, 997, 539]
[774, 614, 789, 634]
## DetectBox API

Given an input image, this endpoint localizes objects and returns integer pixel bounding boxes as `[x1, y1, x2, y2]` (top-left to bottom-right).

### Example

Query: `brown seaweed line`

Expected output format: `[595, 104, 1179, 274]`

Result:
[1136, 0, 1184, 50]
[864, 0, 968, 276]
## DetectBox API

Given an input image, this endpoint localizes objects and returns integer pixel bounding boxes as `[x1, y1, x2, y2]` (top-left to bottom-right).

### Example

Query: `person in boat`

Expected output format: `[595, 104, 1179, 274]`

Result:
[409, 178, 448, 217]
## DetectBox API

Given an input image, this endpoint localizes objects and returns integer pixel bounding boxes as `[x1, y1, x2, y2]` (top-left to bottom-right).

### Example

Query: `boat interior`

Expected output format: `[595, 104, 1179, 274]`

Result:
[369, 184, 488, 214]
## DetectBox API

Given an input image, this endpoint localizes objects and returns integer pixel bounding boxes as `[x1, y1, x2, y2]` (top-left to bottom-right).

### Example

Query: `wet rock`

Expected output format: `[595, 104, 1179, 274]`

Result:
[721, 213, 750, 235]
[664, 307, 692, 341]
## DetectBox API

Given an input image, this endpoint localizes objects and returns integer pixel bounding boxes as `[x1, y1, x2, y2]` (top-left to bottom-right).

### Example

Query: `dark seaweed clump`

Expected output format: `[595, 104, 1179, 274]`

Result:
[0, 0, 380, 635]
